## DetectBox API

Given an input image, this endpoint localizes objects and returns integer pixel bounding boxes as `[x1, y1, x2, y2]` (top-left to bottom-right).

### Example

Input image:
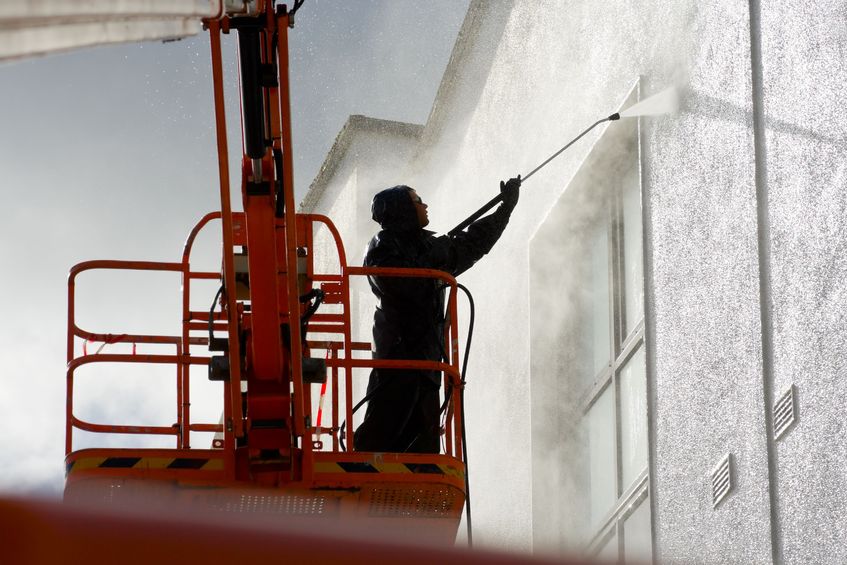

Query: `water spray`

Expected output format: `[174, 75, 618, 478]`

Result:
[448, 87, 678, 236]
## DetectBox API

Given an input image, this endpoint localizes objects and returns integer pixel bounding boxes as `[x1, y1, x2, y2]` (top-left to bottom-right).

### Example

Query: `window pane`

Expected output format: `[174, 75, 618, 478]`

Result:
[588, 384, 615, 527]
[589, 216, 610, 378]
[622, 160, 643, 337]
[574, 211, 611, 388]
[623, 494, 653, 563]
[620, 345, 648, 487]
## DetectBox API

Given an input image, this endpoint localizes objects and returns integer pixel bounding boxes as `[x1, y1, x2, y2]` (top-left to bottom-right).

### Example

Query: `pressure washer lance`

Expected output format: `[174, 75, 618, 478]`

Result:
[447, 112, 620, 237]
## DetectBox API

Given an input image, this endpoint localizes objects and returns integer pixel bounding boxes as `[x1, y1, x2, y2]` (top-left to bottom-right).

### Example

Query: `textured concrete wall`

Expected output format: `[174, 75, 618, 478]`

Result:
[436, 0, 773, 558]
[300, 0, 846, 561]
[645, 1, 774, 561]
[761, 1, 847, 563]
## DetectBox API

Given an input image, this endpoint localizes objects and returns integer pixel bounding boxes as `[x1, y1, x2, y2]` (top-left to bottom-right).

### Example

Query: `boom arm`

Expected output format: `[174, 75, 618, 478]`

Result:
[208, 1, 312, 481]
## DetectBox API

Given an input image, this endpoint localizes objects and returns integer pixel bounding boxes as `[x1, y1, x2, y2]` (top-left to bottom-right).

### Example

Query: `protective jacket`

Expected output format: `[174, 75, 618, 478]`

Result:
[353, 185, 515, 453]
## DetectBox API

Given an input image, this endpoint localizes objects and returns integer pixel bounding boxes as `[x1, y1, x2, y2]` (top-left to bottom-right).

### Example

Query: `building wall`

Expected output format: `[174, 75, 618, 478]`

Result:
[300, 0, 847, 561]
[761, 1, 847, 563]
[645, 1, 773, 559]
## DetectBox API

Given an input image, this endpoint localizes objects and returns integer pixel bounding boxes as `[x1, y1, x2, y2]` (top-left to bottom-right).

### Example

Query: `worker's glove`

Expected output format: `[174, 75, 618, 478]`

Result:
[499, 175, 521, 213]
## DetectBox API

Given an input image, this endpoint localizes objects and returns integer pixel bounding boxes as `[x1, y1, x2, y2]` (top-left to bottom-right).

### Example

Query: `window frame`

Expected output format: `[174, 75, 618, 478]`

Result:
[577, 124, 650, 558]
[527, 84, 652, 559]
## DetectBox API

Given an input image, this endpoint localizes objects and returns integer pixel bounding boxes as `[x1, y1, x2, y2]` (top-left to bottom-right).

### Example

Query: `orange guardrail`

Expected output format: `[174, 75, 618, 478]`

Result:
[66, 212, 466, 474]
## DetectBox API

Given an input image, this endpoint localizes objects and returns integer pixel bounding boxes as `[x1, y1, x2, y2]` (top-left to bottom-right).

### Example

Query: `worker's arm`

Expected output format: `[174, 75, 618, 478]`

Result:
[448, 176, 520, 276]
[365, 177, 519, 301]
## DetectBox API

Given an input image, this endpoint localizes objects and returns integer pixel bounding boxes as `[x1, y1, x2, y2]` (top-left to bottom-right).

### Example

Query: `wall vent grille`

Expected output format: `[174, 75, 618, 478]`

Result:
[774, 384, 797, 440]
[711, 453, 732, 509]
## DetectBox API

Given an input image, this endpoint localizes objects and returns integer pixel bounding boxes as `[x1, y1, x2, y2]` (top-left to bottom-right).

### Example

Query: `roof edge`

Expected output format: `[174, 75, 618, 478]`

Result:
[418, 0, 512, 147]
[299, 115, 423, 212]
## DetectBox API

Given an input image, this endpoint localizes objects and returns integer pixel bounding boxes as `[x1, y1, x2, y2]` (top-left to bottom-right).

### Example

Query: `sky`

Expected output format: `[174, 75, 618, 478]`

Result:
[0, 0, 469, 496]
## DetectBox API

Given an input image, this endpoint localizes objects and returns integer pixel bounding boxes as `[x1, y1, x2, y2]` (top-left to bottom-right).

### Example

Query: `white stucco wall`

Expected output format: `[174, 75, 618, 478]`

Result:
[301, 0, 847, 562]
[761, 1, 847, 563]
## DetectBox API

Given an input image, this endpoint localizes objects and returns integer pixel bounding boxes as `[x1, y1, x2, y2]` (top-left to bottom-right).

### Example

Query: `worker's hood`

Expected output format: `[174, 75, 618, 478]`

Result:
[371, 185, 418, 231]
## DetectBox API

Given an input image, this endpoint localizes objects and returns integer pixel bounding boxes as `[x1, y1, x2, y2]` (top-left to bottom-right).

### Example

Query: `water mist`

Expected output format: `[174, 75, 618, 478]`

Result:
[619, 86, 679, 118]
[449, 86, 679, 235]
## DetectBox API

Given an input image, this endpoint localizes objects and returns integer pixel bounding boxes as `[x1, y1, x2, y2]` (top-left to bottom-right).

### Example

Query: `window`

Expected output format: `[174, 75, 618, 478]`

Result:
[530, 93, 651, 561]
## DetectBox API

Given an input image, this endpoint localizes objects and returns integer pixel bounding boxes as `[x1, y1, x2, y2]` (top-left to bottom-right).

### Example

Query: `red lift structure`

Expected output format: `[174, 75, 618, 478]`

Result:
[64, 1, 467, 542]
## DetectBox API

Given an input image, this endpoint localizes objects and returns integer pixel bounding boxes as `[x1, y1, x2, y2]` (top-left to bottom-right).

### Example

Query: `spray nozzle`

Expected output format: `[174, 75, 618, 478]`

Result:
[447, 88, 675, 236]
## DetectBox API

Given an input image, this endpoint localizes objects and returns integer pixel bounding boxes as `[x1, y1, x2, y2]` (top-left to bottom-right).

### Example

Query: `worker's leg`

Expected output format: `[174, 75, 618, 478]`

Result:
[353, 369, 420, 452]
[401, 380, 441, 454]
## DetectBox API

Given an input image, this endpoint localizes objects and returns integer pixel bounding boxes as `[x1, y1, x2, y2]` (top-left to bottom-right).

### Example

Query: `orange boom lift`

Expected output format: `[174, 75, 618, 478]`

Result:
[64, 1, 467, 541]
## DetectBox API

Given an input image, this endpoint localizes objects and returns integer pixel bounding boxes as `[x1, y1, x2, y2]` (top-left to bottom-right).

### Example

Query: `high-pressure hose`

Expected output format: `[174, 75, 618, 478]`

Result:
[455, 283, 475, 546]
[448, 113, 620, 236]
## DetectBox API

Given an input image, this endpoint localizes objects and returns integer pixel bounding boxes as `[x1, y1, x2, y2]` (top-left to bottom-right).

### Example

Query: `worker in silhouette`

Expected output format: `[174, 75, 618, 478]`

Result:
[354, 177, 521, 453]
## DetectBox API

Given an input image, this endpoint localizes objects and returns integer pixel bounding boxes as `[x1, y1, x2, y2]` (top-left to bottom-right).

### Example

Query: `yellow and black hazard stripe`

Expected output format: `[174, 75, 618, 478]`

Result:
[314, 460, 464, 479]
[66, 456, 224, 477]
